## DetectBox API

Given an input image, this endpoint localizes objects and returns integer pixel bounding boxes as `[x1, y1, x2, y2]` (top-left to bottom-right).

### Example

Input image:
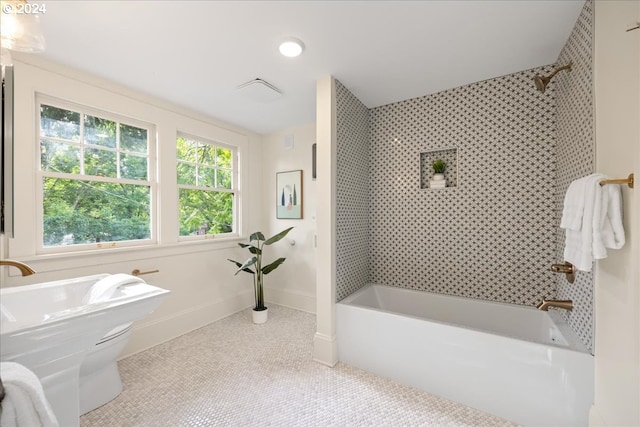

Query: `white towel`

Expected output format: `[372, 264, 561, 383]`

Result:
[560, 175, 589, 231]
[593, 182, 625, 259]
[0, 362, 59, 427]
[591, 177, 608, 260]
[562, 173, 626, 272]
[83, 273, 145, 304]
[562, 173, 605, 271]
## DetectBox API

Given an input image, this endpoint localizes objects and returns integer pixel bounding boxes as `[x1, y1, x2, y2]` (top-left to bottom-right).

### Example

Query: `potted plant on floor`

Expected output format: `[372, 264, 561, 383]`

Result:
[228, 227, 294, 324]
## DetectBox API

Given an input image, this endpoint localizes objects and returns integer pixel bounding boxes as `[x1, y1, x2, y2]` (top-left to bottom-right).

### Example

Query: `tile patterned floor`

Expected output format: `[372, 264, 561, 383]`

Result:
[80, 305, 517, 426]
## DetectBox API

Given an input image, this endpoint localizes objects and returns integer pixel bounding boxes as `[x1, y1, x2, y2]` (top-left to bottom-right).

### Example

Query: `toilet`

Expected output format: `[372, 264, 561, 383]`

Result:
[79, 323, 133, 415]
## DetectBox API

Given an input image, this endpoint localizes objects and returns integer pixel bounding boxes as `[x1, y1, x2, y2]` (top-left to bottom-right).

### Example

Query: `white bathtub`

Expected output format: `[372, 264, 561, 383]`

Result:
[336, 284, 594, 427]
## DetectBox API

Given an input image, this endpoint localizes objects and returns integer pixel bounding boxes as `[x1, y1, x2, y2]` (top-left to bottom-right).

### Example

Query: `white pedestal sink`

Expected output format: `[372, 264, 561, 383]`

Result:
[0, 274, 170, 427]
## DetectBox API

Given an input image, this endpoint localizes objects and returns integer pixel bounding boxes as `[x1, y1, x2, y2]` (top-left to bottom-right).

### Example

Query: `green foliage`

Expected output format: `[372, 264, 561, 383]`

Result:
[43, 178, 150, 246]
[40, 105, 80, 141]
[178, 189, 233, 236]
[261, 257, 286, 275]
[177, 136, 234, 236]
[432, 159, 447, 174]
[39, 105, 235, 247]
[227, 227, 294, 310]
[40, 104, 152, 247]
[120, 124, 148, 153]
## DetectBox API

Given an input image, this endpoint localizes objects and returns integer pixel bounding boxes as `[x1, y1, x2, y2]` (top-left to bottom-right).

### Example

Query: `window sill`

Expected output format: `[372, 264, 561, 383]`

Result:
[7, 236, 245, 276]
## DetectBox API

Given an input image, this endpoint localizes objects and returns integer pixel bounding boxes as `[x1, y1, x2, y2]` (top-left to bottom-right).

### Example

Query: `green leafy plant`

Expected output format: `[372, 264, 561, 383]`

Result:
[432, 159, 447, 174]
[227, 227, 294, 311]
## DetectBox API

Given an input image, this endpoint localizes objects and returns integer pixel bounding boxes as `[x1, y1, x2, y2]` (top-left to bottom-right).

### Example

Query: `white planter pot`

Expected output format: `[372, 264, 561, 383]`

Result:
[252, 307, 268, 324]
[432, 173, 445, 181]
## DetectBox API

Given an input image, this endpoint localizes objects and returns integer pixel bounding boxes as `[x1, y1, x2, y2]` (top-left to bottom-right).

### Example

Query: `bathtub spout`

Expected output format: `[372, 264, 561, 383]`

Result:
[536, 299, 573, 311]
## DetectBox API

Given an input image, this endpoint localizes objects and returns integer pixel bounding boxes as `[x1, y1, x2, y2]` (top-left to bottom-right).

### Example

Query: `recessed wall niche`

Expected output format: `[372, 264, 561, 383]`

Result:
[419, 148, 458, 189]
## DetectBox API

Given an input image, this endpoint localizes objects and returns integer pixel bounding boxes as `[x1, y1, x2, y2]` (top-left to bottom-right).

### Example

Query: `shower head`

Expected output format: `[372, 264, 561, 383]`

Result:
[532, 75, 548, 92]
[532, 62, 572, 93]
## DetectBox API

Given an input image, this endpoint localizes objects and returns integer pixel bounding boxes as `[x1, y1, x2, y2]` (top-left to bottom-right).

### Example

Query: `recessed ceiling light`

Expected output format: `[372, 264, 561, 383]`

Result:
[279, 37, 305, 58]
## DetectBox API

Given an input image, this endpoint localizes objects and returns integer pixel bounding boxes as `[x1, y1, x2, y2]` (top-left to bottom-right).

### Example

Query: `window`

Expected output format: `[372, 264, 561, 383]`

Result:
[37, 99, 155, 250]
[177, 135, 236, 237]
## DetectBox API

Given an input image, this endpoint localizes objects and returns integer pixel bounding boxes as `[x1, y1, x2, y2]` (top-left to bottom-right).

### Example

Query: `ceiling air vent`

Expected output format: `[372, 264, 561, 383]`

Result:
[236, 78, 282, 102]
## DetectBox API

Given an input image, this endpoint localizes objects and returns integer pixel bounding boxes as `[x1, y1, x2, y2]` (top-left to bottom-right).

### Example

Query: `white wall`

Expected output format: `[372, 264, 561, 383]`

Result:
[261, 122, 317, 313]
[591, 1, 640, 425]
[313, 76, 338, 366]
[1, 55, 263, 357]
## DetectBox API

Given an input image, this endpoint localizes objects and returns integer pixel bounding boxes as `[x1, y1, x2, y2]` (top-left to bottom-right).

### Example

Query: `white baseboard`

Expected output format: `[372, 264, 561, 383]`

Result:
[266, 287, 316, 314]
[312, 332, 337, 367]
[121, 290, 254, 358]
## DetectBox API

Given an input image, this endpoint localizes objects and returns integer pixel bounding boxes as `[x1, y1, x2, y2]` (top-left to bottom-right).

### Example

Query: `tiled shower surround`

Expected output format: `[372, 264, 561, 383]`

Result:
[367, 66, 557, 306]
[337, 65, 558, 304]
[335, 80, 370, 301]
[335, 1, 594, 352]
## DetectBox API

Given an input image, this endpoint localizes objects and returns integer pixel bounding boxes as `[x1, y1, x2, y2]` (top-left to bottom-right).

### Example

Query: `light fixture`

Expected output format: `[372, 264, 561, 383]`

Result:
[0, 0, 46, 53]
[278, 37, 304, 58]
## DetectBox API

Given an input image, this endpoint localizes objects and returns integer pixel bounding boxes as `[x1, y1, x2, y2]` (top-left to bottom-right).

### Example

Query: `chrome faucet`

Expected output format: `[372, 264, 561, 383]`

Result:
[536, 299, 573, 311]
[0, 260, 36, 276]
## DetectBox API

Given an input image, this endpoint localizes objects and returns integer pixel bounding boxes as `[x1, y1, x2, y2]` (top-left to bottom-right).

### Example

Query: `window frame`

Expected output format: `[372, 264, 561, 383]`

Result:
[35, 95, 158, 254]
[176, 132, 239, 241]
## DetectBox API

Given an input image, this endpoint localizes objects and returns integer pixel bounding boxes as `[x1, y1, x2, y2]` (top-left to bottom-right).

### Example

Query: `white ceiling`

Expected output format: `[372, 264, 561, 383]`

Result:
[35, 1, 585, 135]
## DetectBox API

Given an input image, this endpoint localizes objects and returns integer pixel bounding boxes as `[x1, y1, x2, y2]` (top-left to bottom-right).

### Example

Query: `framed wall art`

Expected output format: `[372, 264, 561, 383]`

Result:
[276, 170, 303, 219]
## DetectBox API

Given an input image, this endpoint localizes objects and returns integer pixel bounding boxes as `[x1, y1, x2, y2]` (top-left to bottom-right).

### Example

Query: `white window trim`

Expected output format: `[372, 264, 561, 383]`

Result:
[6, 61, 254, 270]
[176, 132, 240, 242]
[35, 94, 158, 254]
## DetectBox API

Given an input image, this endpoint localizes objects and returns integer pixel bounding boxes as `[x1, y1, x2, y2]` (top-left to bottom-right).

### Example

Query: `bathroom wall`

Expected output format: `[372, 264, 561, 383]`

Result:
[1, 55, 263, 357]
[366, 66, 558, 306]
[592, 1, 640, 423]
[335, 80, 370, 301]
[261, 122, 317, 313]
[553, 0, 595, 353]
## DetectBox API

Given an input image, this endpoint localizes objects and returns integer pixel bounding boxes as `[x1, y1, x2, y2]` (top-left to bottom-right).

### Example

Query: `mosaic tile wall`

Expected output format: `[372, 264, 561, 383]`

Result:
[419, 148, 458, 189]
[367, 66, 558, 306]
[333, 3, 595, 353]
[554, 0, 595, 353]
[335, 80, 370, 301]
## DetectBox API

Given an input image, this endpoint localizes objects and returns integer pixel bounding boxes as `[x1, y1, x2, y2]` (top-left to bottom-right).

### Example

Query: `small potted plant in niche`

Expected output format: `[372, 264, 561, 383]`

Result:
[430, 159, 447, 188]
[228, 227, 293, 324]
